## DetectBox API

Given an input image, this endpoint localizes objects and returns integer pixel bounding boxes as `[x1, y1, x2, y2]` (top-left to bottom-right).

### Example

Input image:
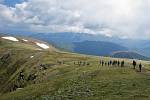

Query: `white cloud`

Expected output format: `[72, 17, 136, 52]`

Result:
[0, 0, 150, 39]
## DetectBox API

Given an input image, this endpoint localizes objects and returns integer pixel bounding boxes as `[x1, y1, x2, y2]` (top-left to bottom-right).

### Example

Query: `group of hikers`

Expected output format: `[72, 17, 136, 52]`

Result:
[99, 60, 125, 67]
[56, 57, 144, 72]
[74, 61, 90, 66]
[132, 60, 142, 72]
[73, 58, 143, 72]
[99, 59, 143, 72]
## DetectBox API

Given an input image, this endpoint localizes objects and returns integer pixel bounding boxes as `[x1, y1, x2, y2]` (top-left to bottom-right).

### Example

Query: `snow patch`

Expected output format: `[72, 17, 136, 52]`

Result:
[36, 42, 49, 49]
[30, 56, 34, 58]
[22, 39, 28, 42]
[1, 36, 19, 41]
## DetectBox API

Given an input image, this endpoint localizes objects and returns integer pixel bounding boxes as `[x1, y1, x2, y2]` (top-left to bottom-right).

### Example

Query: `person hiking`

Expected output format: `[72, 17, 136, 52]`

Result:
[139, 63, 142, 72]
[133, 60, 136, 69]
[117, 61, 120, 66]
[102, 60, 104, 66]
[121, 60, 125, 67]
[110, 60, 112, 66]
[108, 62, 110, 66]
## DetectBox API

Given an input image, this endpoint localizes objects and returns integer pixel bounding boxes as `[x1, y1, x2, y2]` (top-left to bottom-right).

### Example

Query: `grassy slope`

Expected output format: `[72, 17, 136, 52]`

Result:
[0, 38, 150, 100]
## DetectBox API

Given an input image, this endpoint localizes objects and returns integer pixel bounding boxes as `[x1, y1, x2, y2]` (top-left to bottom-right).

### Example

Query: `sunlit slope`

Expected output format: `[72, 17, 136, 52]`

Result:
[1, 36, 150, 100]
[0, 36, 57, 92]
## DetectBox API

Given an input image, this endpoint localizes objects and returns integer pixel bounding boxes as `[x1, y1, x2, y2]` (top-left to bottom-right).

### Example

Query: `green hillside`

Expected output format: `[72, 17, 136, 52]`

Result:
[112, 51, 149, 60]
[1, 36, 150, 100]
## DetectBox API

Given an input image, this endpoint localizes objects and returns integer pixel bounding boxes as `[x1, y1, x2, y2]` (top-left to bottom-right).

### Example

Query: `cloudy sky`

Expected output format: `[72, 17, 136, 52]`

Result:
[0, 0, 150, 39]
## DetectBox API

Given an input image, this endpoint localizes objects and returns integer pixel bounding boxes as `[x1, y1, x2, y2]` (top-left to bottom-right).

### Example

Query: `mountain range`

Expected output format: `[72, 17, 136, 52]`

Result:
[1, 32, 150, 59]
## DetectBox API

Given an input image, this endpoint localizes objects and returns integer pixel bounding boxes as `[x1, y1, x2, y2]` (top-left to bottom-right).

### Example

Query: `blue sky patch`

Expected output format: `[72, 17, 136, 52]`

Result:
[4, 0, 26, 6]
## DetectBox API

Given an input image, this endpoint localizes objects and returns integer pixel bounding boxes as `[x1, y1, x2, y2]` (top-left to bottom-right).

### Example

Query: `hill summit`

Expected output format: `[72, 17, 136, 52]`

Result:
[111, 51, 149, 60]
